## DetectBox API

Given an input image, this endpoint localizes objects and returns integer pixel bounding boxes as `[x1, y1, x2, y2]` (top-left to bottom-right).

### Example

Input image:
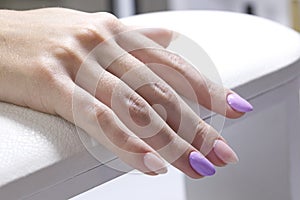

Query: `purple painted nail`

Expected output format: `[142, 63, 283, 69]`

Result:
[227, 93, 253, 113]
[189, 151, 216, 176]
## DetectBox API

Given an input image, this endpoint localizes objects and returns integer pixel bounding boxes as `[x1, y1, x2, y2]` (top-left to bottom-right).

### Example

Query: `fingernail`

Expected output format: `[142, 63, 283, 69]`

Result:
[144, 153, 168, 174]
[227, 93, 253, 113]
[213, 140, 239, 164]
[189, 151, 216, 176]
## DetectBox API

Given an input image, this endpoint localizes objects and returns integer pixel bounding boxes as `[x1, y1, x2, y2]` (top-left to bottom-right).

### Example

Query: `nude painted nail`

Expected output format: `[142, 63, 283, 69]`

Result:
[144, 153, 168, 174]
[213, 140, 239, 164]
[227, 93, 253, 112]
[189, 151, 216, 176]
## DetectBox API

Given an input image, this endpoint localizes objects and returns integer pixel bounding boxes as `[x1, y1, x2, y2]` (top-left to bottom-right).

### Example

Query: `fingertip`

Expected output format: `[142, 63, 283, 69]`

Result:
[189, 151, 216, 177]
[225, 106, 246, 119]
[143, 152, 168, 175]
[206, 150, 227, 167]
[213, 140, 239, 164]
[144, 171, 160, 176]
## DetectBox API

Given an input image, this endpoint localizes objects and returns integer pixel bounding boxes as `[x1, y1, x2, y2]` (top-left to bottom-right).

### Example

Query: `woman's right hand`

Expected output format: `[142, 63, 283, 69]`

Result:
[0, 8, 252, 177]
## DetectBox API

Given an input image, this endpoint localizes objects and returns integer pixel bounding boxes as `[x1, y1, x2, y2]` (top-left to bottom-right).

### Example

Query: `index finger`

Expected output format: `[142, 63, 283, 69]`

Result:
[116, 28, 253, 118]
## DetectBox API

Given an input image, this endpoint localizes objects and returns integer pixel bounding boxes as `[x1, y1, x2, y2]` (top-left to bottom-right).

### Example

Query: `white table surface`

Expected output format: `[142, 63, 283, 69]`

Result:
[0, 11, 299, 199]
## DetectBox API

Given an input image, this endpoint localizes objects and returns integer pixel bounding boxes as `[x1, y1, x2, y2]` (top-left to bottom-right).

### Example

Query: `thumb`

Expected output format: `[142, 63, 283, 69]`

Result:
[128, 26, 177, 48]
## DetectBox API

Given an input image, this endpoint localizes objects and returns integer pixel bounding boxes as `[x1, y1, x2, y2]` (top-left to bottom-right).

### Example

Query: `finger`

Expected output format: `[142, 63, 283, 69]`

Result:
[127, 26, 175, 48]
[75, 59, 215, 178]
[93, 41, 237, 168]
[53, 77, 168, 175]
[116, 31, 253, 119]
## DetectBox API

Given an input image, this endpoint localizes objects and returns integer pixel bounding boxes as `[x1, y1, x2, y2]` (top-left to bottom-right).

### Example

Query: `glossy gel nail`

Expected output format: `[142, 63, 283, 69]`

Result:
[227, 93, 253, 112]
[213, 140, 239, 164]
[144, 152, 168, 174]
[189, 151, 216, 176]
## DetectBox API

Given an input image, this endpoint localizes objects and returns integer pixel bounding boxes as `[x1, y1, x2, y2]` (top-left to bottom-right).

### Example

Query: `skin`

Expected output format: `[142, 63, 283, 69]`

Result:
[0, 8, 244, 178]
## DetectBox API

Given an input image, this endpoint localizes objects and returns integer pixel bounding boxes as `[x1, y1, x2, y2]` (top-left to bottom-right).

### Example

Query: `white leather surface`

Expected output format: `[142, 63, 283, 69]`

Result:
[122, 11, 300, 89]
[0, 102, 84, 186]
[0, 11, 299, 188]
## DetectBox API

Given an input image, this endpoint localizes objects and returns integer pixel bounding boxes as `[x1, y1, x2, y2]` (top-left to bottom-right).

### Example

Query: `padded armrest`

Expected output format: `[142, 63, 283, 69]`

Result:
[0, 102, 84, 186]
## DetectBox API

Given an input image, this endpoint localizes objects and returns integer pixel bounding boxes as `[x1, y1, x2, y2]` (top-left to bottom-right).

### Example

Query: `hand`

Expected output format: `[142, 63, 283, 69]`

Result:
[0, 8, 252, 178]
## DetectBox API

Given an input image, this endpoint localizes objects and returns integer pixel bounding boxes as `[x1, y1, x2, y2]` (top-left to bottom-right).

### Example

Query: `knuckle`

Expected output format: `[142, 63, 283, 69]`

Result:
[95, 106, 113, 123]
[115, 132, 131, 150]
[50, 41, 81, 62]
[52, 45, 71, 59]
[152, 82, 178, 108]
[195, 121, 210, 140]
[46, 40, 83, 79]
[163, 52, 188, 74]
[128, 95, 151, 126]
[74, 24, 105, 44]
[97, 12, 124, 33]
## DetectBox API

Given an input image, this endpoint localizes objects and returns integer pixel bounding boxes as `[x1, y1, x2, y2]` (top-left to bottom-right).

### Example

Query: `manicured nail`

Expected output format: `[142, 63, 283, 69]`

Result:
[227, 93, 253, 112]
[189, 151, 216, 176]
[144, 153, 168, 174]
[213, 140, 239, 164]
